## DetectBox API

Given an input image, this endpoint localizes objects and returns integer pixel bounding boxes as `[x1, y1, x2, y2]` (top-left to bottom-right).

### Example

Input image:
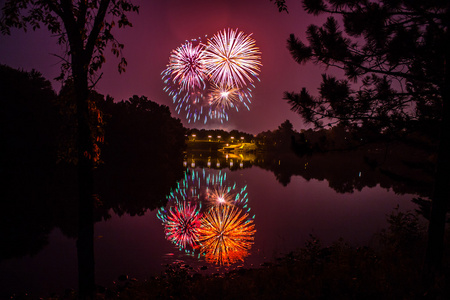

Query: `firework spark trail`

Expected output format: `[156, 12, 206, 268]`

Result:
[198, 205, 255, 265]
[204, 29, 262, 88]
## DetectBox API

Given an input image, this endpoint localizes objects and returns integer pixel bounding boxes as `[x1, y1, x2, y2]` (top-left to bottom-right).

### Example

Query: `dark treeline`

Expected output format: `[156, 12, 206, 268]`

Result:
[188, 117, 438, 162]
[0, 65, 185, 260]
[256, 119, 439, 156]
[189, 118, 438, 174]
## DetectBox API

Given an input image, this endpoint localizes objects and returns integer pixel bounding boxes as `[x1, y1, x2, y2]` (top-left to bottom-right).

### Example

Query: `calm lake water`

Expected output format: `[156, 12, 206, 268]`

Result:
[0, 150, 427, 298]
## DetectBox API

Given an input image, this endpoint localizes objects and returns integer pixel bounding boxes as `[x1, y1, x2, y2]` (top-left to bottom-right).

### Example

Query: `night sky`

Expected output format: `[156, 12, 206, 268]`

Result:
[0, 0, 331, 134]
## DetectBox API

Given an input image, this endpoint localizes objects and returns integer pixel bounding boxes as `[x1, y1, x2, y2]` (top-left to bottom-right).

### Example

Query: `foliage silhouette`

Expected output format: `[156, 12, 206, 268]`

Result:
[256, 120, 296, 153]
[1, 1, 140, 297]
[280, 0, 450, 276]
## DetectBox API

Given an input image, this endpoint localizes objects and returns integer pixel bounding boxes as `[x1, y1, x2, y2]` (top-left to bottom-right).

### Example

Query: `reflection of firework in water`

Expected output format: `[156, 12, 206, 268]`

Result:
[164, 202, 202, 250]
[207, 186, 235, 207]
[157, 170, 205, 253]
[158, 169, 255, 264]
[162, 29, 261, 124]
[204, 28, 262, 88]
[198, 205, 256, 265]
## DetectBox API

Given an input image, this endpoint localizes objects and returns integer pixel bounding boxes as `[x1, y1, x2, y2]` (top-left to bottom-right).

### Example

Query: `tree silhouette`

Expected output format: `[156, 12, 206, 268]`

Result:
[0, 65, 62, 261]
[1, 65, 186, 263]
[280, 0, 449, 280]
[1, 1, 139, 297]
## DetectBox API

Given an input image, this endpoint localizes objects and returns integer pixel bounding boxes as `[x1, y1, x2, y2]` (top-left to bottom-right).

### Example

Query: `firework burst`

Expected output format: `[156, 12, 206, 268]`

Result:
[168, 41, 207, 91]
[198, 205, 256, 265]
[162, 29, 261, 124]
[204, 28, 262, 88]
[162, 37, 211, 124]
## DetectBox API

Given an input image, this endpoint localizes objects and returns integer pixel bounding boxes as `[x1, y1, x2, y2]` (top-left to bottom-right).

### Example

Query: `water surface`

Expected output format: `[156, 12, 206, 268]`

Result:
[0, 150, 426, 297]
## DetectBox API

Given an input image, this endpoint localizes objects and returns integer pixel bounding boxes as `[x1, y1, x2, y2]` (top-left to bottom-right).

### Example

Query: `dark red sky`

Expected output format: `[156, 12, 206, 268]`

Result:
[0, 0, 331, 134]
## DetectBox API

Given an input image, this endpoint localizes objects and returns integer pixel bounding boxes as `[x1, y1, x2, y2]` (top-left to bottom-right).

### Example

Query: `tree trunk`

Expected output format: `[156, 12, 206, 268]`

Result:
[425, 97, 450, 270]
[73, 60, 96, 299]
[424, 17, 450, 281]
